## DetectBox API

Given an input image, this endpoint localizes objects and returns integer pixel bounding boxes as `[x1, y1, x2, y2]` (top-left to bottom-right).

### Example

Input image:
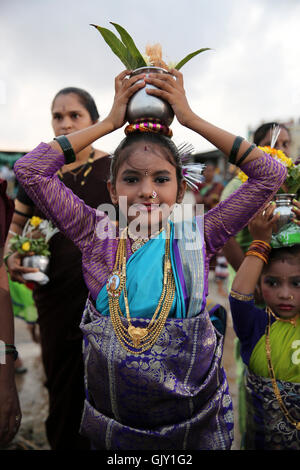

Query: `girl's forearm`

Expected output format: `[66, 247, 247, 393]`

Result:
[48, 118, 114, 156]
[231, 255, 264, 295]
[185, 113, 262, 164]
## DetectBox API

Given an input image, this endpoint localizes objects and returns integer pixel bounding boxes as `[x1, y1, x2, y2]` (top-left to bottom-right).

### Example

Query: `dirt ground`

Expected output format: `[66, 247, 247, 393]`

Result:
[4, 274, 241, 451]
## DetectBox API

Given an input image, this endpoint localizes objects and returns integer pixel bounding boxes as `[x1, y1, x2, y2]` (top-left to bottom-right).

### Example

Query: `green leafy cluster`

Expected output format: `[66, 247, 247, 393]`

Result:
[283, 165, 300, 195]
[9, 235, 50, 256]
[91, 22, 210, 71]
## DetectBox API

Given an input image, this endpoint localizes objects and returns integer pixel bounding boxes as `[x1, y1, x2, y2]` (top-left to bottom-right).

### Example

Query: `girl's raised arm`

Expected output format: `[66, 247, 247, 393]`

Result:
[146, 69, 264, 166]
[49, 71, 146, 156]
[231, 205, 278, 295]
[13, 71, 146, 252]
[13, 143, 97, 253]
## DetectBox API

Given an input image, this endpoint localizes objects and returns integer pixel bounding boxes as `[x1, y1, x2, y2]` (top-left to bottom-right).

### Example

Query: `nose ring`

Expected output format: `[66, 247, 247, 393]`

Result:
[151, 190, 157, 199]
[290, 295, 294, 300]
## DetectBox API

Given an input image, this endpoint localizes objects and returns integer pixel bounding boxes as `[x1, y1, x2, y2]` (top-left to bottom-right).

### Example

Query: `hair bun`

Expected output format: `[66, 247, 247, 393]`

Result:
[124, 119, 173, 137]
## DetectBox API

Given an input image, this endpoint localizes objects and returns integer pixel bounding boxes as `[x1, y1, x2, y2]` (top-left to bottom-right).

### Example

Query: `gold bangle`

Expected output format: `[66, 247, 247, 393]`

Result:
[251, 239, 271, 249]
[230, 289, 254, 302]
[245, 250, 268, 263]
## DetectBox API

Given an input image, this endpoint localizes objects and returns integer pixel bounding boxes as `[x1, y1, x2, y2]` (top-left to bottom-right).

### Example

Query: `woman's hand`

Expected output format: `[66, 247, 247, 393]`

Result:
[248, 203, 279, 243]
[6, 252, 38, 284]
[144, 69, 197, 127]
[104, 70, 147, 131]
[292, 199, 300, 226]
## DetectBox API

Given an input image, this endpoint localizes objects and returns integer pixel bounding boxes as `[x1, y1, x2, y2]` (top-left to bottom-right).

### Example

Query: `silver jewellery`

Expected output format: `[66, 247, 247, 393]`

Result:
[177, 142, 205, 190]
[151, 190, 157, 199]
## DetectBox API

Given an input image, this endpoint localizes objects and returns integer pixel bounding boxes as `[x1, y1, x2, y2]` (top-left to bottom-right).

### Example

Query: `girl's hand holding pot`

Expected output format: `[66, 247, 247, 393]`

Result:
[144, 69, 197, 127]
[104, 70, 146, 131]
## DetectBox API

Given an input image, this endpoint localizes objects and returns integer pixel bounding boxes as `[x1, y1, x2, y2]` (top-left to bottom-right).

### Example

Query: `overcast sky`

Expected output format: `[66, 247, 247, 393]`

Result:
[1, 0, 300, 154]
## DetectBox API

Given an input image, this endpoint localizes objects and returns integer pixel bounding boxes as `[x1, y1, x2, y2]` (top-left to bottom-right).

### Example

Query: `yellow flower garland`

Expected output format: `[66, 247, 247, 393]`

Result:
[237, 146, 293, 183]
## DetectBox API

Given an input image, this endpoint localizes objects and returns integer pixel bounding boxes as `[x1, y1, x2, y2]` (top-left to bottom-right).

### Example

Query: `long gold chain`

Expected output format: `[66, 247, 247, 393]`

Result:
[265, 306, 300, 430]
[57, 149, 95, 185]
[107, 223, 175, 355]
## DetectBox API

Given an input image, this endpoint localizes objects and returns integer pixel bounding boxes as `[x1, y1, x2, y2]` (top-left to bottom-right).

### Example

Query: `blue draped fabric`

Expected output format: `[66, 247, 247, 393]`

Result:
[80, 219, 233, 450]
[96, 222, 188, 319]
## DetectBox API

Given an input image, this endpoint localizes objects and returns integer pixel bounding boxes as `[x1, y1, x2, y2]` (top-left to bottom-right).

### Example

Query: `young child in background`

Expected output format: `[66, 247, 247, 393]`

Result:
[230, 204, 300, 449]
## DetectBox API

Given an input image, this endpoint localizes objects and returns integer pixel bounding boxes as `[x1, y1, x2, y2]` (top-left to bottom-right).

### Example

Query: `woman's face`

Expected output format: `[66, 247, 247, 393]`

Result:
[51, 92, 94, 137]
[259, 127, 291, 157]
[107, 142, 186, 234]
[260, 259, 300, 319]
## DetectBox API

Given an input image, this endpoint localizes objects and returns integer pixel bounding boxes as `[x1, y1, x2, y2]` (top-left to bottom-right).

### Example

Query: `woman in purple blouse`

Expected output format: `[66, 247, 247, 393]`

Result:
[14, 69, 287, 450]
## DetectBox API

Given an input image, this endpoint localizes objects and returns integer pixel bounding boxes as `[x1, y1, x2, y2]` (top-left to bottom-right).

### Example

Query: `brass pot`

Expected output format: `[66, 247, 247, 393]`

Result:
[126, 66, 174, 126]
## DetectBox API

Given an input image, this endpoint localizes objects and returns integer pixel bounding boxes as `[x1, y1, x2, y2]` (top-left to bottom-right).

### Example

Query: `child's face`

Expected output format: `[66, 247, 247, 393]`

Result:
[260, 259, 300, 319]
[107, 142, 186, 233]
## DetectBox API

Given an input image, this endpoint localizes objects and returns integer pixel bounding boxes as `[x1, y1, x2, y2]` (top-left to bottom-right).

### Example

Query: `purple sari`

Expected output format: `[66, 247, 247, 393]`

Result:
[13, 143, 287, 450]
[80, 301, 233, 450]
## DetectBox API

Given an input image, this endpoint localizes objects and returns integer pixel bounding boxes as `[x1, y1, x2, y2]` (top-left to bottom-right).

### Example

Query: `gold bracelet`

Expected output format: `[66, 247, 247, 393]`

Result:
[251, 239, 271, 249]
[245, 250, 268, 264]
[230, 289, 254, 302]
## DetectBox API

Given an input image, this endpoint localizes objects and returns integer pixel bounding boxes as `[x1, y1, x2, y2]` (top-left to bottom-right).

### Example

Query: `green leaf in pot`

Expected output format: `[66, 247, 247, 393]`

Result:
[175, 47, 211, 70]
[91, 24, 135, 69]
[110, 22, 147, 69]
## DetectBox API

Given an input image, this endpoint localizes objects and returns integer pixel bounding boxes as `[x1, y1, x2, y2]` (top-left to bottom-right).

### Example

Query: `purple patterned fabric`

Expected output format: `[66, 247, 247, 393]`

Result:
[14, 143, 287, 301]
[245, 369, 300, 450]
[80, 299, 233, 450]
[13, 142, 287, 449]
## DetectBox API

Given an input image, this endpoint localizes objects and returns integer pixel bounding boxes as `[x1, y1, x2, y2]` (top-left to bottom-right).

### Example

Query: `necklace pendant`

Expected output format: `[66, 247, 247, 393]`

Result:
[128, 325, 148, 348]
[107, 270, 123, 297]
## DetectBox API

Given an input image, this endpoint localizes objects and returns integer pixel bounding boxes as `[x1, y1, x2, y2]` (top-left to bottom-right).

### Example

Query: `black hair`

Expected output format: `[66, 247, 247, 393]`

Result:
[262, 244, 300, 273]
[51, 87, 99, 123]
[110, 131, 183, 187]
[253, 122, 290, 146]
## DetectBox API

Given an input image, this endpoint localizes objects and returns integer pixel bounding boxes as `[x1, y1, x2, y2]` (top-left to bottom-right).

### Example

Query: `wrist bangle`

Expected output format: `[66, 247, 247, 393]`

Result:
[54, 135, 76, 164]
[3, 252, 12, 268]
[229, 136, 244, 164]
[230, 289, 254, 302]
[2, 344, 18, 361]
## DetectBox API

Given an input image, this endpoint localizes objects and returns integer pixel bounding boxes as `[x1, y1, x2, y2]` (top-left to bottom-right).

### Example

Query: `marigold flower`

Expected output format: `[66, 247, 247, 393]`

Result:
[21, 241, 31, 252]
[30, 216, 42, 227]
[237, 171, 248, 183]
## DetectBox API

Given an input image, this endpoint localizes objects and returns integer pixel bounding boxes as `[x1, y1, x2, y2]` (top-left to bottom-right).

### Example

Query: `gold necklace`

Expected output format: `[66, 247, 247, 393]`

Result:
[128, 227, 164, 253]
[265, 306, 300, 430]
[107, 223, 175, 354]
[57, 149, 95, 185]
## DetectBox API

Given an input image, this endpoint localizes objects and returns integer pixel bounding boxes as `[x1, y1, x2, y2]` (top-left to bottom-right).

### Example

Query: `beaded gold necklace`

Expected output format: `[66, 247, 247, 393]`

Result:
[128, 227, 164, 253]
[57, 149, 95, 185]
[265, 306, 300, 430]
[107, 223, 175, 354]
